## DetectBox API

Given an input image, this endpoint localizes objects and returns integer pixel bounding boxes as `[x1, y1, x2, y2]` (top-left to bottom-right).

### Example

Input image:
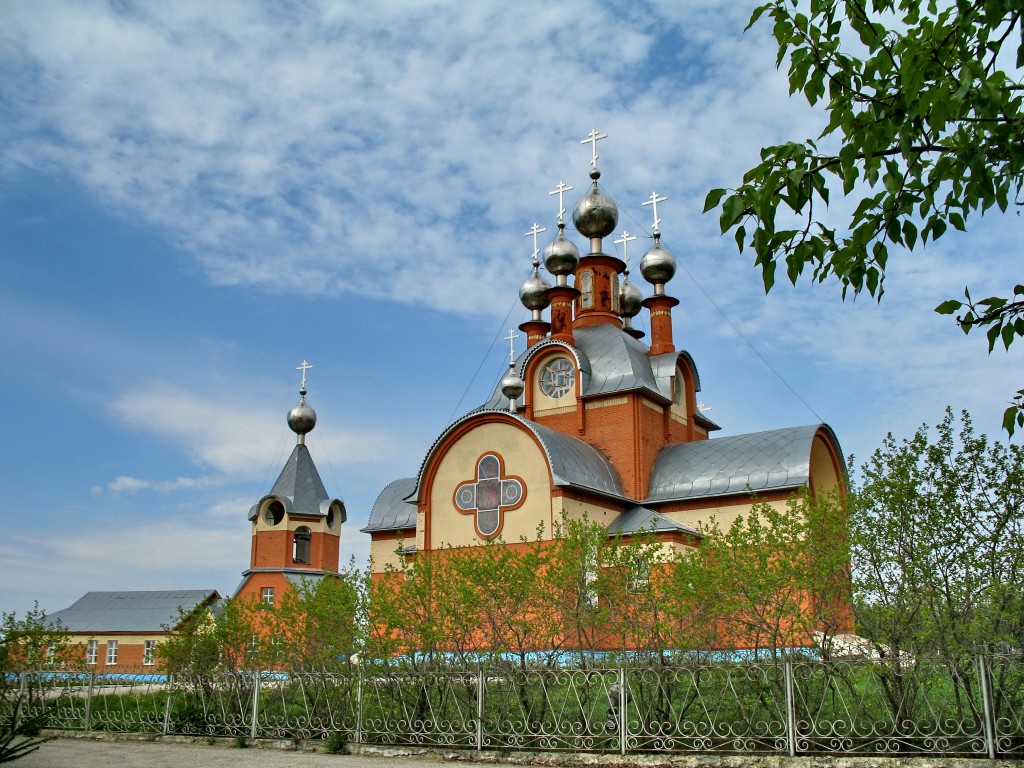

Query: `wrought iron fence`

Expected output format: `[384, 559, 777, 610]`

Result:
[3, 654, 1022, 757]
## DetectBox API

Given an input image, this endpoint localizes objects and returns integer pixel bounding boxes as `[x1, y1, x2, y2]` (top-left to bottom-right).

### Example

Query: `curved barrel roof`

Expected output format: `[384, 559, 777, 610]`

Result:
[646, 424, 839, 502]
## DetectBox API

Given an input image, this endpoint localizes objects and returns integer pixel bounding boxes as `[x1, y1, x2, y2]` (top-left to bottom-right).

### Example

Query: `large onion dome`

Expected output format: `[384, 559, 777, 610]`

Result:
[519, 262, 552, 312]
[639, 234, 677, 287]
[543, 224, 580, 278]
[572, 170, 618, 239]
[288, 388, 317, 436]
[619, 273, 644, 318]
[500, 365, 525, 403]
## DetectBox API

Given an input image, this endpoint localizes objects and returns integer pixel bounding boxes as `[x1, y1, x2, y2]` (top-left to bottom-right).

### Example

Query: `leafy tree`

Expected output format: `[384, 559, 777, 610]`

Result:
[851, 408, 1024, 657]
[0, 604, 79, 677]
[706, 0, 1024, 432]
[262, 564, 366, 671]
[671, 493, 852, 658]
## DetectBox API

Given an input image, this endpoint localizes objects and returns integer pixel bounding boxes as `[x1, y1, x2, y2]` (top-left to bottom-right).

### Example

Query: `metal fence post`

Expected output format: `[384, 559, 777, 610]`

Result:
[84, 671, 95, 731]
[355, 662, 364, 745]
[476, 665, 485, 752]
[162, 673, 174, 735]
[784, 660, 796, 757]
[977, 654, 997, 759]
[250, 671, 260, 740]
[619, 666, 627, 756]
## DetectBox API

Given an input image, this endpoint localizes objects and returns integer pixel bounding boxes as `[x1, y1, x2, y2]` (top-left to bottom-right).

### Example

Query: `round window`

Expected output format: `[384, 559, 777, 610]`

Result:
[539, 357, 575, 399]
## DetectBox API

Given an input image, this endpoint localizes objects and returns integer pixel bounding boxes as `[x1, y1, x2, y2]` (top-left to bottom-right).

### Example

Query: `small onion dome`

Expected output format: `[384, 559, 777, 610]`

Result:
[619, 273, 644, 318]
[639, 234, 677, 286]
[572, 170, 618, 239]
[288, 388, 317, 435]
[520, 266, 552, 311]
[500, 365, 525, 402]
[543, 224, 580, 277]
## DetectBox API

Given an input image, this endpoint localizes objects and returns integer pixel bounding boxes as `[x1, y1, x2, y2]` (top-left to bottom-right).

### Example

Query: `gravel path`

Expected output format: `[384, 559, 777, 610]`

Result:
[16, 736, 470, 768]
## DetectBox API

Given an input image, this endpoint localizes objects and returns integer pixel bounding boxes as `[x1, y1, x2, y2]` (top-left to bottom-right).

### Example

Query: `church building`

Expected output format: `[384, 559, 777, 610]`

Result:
[363, 133, 845, 579]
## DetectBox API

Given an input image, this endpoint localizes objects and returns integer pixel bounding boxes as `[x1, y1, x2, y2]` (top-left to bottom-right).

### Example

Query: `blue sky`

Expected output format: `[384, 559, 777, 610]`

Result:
[1, 1, 1019, 619]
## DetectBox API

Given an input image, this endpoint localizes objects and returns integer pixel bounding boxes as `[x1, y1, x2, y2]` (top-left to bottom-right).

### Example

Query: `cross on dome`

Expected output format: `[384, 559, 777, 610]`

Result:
[504, 327, 520, 366]
[580, 129, 608, 169]
[524, 223, 547, 259]
[643, 191, 668, 234]
[296, 360, 313, 390]
[549, 180, 574, 224]
[614, 231, 637, 264]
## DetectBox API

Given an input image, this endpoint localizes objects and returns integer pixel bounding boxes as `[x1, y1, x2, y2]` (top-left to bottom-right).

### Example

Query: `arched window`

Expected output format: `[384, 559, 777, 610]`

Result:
[579, 269, 594, 309]
[262, 499, 285, 526]
[293, 526, 311, 564]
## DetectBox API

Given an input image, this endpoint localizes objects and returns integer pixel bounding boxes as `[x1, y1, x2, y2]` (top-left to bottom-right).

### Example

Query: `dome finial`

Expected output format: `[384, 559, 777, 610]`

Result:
[500, 328, 525, 413]
[288, 360, 317, 444]
[549, 180, 574, 226]
[639, 193, 677, 293]
[520, 224, 553, 316]
[643, 191, 668, 236]
[580, 128, 608, 175]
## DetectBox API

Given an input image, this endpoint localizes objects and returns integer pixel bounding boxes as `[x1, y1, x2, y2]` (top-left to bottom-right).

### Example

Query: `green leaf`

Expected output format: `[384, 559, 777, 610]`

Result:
[703, 188, 727, 213]
[935, 299, 963, 315]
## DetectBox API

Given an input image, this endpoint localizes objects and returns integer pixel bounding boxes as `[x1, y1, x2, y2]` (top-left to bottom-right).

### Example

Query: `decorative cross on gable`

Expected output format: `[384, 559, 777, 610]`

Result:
[454, 453, 526, 539]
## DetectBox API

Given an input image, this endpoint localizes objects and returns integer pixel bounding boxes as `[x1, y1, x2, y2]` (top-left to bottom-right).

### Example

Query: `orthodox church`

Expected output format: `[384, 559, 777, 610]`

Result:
[363, 133, 845, 573]
[44, 133, 845, 668]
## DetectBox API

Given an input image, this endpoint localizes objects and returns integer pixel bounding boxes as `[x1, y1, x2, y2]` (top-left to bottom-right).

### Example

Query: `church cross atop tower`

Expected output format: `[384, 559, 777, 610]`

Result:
[524, 223, 547, 259]
[296, 360, 313, 390]
[580, 129, 608, 169]
[549, 180, 574, 224]
[643, 191, 668, 234]
[504, 327, 520, 366]
[614, 231, 637, 265]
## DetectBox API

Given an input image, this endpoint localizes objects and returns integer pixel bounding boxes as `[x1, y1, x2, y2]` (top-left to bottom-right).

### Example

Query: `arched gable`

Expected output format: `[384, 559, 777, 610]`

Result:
[410, 411, 625, 549]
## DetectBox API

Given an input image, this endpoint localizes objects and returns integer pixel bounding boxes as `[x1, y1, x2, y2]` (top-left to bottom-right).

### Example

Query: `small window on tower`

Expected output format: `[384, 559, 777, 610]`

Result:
[579, 269, 593, 309]
[293, 526, 311, 564]
[262, 499, 285, 526]
[262, 587, 275, 605]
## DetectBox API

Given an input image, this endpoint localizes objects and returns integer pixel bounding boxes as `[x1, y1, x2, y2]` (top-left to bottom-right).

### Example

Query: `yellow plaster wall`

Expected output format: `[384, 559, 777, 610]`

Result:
[370, 538, 409, 572]
[664, 498, 791, 535]
[532, 354, 578, 415]
[810, 435, 842, 494]
[428, 422, 552, 548]
[556, 496, 620, 527]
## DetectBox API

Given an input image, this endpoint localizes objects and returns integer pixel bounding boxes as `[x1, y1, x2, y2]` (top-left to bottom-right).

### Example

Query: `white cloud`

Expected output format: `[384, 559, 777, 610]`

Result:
[107, 381, 395, 485]
[0, 1, 818, 317]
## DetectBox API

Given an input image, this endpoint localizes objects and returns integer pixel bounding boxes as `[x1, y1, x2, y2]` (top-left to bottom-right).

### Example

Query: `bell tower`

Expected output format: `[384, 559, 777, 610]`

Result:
[234, 361, 346, 604]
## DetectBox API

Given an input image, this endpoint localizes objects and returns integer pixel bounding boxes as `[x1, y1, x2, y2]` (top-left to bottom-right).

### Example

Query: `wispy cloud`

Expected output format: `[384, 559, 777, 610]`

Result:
[1, 2, 809, 316]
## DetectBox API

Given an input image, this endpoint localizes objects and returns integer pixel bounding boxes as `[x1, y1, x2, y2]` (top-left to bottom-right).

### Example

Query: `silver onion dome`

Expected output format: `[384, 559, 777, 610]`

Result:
[572, 170, 618, 239]
[543, 225, 580, 277]
[619, 273, 644, 318]
[500, 365, 525, 402]
[639, 235, 677, 286]
[519, 266, 552, 311]
[288, 388, 317, 436]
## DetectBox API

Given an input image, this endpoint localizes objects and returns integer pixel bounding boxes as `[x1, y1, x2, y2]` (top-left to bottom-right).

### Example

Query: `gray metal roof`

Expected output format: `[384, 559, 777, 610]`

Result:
[606, 506, 700, 537]
[573, 324, 663, 399]
[362, 477, 417, 533]
[646, 424, 837, 502]
[479, 325, 708, 412]
[247, 443, 345, 522]
[530, 421, 624, 497]
[47, 590, 219, 633]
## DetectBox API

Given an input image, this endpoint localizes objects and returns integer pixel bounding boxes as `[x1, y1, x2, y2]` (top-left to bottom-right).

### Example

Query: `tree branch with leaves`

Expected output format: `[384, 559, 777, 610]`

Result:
[707, 0, 1023, 432]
